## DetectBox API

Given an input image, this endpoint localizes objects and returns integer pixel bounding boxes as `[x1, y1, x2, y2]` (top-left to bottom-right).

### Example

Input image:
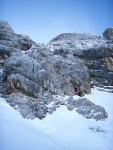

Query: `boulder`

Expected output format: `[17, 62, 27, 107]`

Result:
[48, 105, 57, 114]
[103, 28, 113, 40]
[5, 92, 48, 119]
[66, 97, 108, 120]
[75, 98, 108, 120]
[32, 102, 48, 119]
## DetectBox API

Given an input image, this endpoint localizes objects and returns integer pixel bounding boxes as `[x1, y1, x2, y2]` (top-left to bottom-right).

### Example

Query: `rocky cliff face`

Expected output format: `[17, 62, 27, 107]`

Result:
[0, 20, 90, 98]
[48, 31, 113, 88]
[0, 20, 112, 120]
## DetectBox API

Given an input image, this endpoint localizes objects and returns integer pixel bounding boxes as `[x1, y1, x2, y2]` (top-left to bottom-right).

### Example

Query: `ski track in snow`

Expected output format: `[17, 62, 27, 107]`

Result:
[0, 88, 113, 150]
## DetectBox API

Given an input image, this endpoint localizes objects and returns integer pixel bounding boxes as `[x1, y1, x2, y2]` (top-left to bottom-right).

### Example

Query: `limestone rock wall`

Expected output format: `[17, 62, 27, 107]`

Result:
[0, 20, 111, 120]
[49, 30, 113, 87]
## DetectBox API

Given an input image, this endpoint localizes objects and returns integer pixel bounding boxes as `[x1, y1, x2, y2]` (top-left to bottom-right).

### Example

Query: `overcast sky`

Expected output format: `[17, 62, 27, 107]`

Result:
[0, 0, 113, 43]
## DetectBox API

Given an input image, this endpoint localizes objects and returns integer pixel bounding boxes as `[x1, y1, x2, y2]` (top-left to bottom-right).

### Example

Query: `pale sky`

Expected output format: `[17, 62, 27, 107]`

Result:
[0, 0, 113, 43]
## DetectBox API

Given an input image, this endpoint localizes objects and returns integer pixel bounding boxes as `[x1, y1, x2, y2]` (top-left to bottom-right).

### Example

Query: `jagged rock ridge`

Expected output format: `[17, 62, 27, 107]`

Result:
[0, 20, 112, 120]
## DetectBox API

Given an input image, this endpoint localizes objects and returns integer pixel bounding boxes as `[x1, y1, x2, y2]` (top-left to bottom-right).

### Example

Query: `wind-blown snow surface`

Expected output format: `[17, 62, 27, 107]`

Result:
[0, 89, 113, 150]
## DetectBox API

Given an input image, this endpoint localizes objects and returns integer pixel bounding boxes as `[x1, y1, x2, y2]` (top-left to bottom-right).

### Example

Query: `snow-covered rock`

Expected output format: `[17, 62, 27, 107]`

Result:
[103, 28, 113, 40]
[0, 20, 112, 120]
[1, 38, 90, 100]
[75, 98, 108, 120]
[49, 31, 113, 87]
[0, 20, 42, 49]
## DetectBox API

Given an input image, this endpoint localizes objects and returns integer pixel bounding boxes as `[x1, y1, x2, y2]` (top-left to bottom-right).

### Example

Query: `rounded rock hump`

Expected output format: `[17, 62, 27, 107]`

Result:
[103, 28, 113, 40]
[49, 32, 105, 51]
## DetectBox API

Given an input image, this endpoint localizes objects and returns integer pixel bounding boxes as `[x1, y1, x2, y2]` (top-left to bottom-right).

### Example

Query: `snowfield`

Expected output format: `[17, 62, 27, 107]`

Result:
[0, 88, 113, 150]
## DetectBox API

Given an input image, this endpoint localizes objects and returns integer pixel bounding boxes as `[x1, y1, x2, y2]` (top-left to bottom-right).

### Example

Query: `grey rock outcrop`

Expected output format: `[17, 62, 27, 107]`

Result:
[49, 31, 113, 88]
[103, 28, 113, 40]
[0, 20, 109, 120]
[3, 47, 90, 97]
[75, 98, 108, 120]
[0, 20, 42, 49]
[66, 98, 108, 120]
[5, 92, 48, 119]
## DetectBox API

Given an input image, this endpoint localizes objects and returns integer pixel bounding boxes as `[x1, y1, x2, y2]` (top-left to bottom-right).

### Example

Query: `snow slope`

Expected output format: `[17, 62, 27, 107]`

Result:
[0, 88, 113, 150]
[0, 98, 66, 150]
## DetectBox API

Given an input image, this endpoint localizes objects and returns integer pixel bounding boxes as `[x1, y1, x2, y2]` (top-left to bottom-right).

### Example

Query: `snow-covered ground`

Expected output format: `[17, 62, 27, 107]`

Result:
[0, 88, 113, 150]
